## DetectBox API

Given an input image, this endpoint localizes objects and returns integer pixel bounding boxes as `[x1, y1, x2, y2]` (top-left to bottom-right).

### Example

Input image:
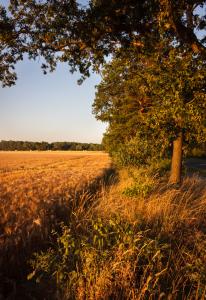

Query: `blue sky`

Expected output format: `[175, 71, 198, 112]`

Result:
[0, 0, 107, 144]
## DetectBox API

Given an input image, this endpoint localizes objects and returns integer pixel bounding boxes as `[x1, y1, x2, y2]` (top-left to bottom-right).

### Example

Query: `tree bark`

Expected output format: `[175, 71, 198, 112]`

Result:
[169, 132, 183, 184]
[204, 142, 206, 158]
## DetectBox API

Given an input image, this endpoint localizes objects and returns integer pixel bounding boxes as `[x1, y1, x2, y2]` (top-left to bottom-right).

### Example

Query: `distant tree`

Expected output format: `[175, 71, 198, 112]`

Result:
[70, 144, 76, 151]
[95, 144, 101, 151]
[88, 143, 95, 151]
[22, 142, 28, 150]
[17, 141, 24, 150]
[27, 142, 34, 150]
[0, 140, 103, 151]
[8, 140, 16, 150]
[34, 142, 42, 151]
[39, 141, 50, 151]
[0, 140, 8, 150]
[58, 142, 68, 150]
[82, 143, 90, 151]
[52, 142, 62, 151]
[76, 144, 82, 151]
[99, 144, 105, 151]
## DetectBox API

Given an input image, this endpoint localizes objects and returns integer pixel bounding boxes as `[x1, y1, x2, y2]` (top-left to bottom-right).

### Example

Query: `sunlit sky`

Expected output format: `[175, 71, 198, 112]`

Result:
[0, 0, 107, 144]
[0, 1, 205, 144]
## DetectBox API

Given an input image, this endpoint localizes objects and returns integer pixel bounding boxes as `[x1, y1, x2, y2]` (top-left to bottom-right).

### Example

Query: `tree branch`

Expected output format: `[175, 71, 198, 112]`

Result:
[170, 15, 206, 59]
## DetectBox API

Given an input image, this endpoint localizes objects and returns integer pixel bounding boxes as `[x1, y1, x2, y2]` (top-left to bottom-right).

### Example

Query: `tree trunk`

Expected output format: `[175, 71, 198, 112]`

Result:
[169, 132, 183, 184]
[204, 142, 206, 158]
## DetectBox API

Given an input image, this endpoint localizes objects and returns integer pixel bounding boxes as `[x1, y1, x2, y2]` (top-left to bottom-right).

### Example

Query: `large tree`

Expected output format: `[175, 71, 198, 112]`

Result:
[93, 46, 206, 182]
[92, 51, 159, 152]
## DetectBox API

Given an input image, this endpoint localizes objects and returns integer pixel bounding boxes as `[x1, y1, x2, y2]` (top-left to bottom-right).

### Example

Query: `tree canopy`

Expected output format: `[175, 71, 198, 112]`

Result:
[92, 43, 206, 181]
[93, 46, 206, 147]
[0, 0, 206, 87]
[92, 54, 152, 151]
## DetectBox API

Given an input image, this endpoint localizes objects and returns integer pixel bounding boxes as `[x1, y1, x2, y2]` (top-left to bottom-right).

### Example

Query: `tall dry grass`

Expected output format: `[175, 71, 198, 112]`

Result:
[28, 168, 206, 300]
[95, 169, 206, 230]
[88, 169, 206, 299]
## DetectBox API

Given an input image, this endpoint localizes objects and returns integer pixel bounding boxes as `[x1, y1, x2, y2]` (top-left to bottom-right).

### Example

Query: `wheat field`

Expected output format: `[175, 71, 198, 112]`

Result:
[0, 151, 111, 242]
[0, 151, 112, 297]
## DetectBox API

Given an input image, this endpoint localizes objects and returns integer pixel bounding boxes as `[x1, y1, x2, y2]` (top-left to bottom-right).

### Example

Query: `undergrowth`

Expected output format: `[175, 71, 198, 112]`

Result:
[120, 170, 155, 198]
[26, 161, 206, 300]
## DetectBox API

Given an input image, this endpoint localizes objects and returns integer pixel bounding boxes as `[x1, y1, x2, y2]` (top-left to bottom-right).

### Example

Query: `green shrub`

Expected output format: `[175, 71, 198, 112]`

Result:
[111, 139, 149, 167]
[148, 158, 172, 176]
[27, 215, 206, 299]
[111, 137, 169, 169]
[27, 218, 171, 299]
[121, 171, 155, 198]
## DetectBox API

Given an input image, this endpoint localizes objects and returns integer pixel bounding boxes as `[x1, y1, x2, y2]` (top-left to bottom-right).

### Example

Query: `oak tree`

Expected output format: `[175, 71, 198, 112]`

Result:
[93, 46, 206, 182]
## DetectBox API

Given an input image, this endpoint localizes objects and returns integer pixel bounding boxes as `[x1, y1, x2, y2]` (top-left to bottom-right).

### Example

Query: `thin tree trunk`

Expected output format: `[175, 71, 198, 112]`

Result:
[204, 142, 206, 158]
[169, 132, 183, 183]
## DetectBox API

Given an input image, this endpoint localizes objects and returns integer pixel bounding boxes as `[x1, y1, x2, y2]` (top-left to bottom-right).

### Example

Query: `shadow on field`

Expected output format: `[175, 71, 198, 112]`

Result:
[0, 163, 118, 300]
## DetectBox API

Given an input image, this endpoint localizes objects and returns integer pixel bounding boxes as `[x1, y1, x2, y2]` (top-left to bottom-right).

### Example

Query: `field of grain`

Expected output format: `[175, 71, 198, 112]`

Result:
[0, 151, 112, 297]
[0, 151, 111, 241]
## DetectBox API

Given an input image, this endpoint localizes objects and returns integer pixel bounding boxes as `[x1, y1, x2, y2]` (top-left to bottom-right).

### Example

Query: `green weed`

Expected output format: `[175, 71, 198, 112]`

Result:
[121, 170, 155, 198]
[28, 218, 171, 299]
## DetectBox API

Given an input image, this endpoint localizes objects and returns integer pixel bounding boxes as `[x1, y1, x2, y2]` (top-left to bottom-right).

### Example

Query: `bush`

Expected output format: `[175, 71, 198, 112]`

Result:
[27, 218, 171, 299]
[111, 137, 169, 169]
[121, 170, 155, 198]
[28, 213, 206, 300]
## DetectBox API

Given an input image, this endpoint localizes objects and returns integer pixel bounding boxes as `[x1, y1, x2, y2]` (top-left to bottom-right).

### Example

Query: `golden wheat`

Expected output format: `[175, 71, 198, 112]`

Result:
[0, 151, 111, 242]
[0, 151, 112, 298]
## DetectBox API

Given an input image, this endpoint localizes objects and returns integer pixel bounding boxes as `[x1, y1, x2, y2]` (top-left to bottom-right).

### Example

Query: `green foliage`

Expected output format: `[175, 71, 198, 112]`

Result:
[186, 145, 206, 158]
[28, 219, 171, 298]
[1, 0, 206, 87]
[111, 135, 169, 168]
[148, 158, 172, 176]
[93, 44, 206, 182]
[0, 140, 105, 151]
[76, 144, 82, 151]
[112, 140, 147, 168]
[121, 171, 155, 198]
[93, 46, 206, 156]
[27, 215, 206, 299]
[28, 225, 78, 286]
[92, 56, 147, 151]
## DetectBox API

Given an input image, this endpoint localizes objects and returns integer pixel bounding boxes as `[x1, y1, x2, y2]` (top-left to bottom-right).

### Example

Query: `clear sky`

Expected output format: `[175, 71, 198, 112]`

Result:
[0, 0, 107, 144]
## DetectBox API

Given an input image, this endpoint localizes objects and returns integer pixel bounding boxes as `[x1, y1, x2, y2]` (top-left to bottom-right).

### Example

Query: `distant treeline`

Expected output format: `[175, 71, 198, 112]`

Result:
[0, 140, 105, 151]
